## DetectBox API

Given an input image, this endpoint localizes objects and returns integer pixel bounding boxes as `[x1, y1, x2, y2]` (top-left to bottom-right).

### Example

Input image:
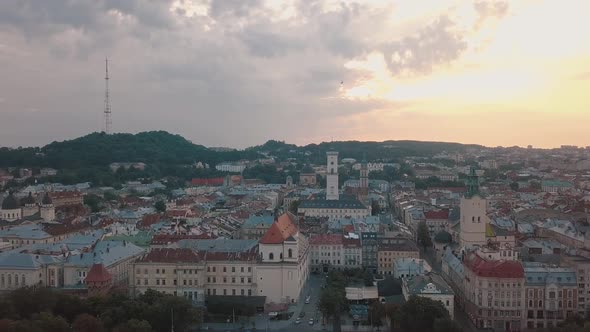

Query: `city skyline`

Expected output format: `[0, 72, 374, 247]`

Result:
[0, 0, 589, 148]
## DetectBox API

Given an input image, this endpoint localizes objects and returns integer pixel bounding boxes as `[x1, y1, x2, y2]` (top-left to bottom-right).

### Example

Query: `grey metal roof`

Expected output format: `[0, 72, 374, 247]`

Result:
[299, 198, 368, 209]
[176, 239, 258, 252]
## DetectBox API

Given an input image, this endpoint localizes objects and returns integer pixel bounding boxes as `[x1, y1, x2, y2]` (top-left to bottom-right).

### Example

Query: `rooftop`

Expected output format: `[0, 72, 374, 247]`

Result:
[259, 212, 298, 245]
[299, 198, 368, 210]
[137, 248, 200, 263]
[464, 252, 524, 278]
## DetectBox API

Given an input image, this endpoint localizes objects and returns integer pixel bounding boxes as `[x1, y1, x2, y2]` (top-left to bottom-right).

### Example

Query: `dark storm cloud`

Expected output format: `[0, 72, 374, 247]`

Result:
[0, 0, 478, 148]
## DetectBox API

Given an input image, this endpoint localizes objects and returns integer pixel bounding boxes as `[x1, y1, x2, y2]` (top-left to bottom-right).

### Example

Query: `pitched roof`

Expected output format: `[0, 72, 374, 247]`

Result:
[424, 209, 449, 220]
[137, 248, 200, 263]
[191, 177, 225, 186]
[150, 233, 214, 245]
[310, 234, 343, 245]
[259, 212, 298, 245]
[85, 263, 112, 283]
[464, 253, 524, 278]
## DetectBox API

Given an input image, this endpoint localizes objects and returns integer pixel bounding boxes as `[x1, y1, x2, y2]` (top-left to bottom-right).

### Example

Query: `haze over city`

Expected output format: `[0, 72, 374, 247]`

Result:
[1, 0, 589, 148]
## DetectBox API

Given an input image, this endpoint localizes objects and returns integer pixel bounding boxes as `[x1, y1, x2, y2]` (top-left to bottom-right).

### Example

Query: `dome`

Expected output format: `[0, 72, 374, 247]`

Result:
[20, 192, 36, 206]
[1, 193, 19, 210]
[434, 230, 452, 244]
[42, 193, 53, 205]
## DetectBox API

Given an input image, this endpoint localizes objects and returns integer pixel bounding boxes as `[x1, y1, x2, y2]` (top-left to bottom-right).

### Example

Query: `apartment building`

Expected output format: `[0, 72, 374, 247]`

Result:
[523, 263, 577, 329]
[309, 234, 344, 272]
[463, 252, 525, 331]
[377, 238, 420, 276]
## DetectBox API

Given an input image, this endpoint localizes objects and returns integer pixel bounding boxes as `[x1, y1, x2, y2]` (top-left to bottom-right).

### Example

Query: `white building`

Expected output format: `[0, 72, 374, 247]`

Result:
[309, 234, 344, 272]
[215, 162, 247, 173]
[256, 212, 310, 304]
[402, 273, 455, 318]
[326, 151, 339, 200]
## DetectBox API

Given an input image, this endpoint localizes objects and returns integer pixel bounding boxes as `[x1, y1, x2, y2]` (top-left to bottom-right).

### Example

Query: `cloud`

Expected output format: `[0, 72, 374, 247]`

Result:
[0, 0, 483, 148]
[474, 0, 509, 29]
[381, 16, 468, 75]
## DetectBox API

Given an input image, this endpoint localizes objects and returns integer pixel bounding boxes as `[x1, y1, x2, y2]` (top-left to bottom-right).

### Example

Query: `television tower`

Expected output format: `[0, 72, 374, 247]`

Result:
[104, 57, 112, 134]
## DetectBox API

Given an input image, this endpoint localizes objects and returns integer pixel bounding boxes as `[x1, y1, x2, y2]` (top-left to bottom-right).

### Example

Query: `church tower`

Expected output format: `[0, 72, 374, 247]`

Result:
[40, 192, 55, 222]
[459, 167, 488, 249]
[326, 151, 339, 200]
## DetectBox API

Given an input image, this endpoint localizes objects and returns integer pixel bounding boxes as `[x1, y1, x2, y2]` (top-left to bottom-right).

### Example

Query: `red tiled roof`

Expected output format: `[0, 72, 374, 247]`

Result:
[259, 212, 298, 244]
[464, 253, 524, 278]
[424, 209, 449, 220]
[343, 225, 355, 233]
[49, 191, 83, 199]
[85, 263, 112, 283]
[44, 222, 91, 236]
[191, 177, 225, 186]
[150, 233, 215, 245]
[342, 237, 361, 247]
[138, 248, 201, 263]
[138, 214, 161, 229]
[310, 234, 343, 245]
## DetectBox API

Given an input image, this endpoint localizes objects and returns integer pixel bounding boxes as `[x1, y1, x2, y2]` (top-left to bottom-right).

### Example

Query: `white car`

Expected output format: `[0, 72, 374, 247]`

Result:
[309, 318, 314, 325]
[295, 318, 301, 324]
[305, 296, 311, 304]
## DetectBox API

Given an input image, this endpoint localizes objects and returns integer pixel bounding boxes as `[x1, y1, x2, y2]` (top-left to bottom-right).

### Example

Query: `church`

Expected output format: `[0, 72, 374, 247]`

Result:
[0, 192, 55, 222]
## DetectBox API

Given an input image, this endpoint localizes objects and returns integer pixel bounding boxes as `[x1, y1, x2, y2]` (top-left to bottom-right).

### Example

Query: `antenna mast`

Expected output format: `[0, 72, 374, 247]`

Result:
[104, 58, 112, 134]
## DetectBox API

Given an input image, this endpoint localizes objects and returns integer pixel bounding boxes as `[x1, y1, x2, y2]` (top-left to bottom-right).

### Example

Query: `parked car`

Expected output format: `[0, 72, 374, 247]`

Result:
[299, 311, 306, 318]
[295, 318, 301, 324]
[309, 318, 314, 325]
[305, 296, 311, 304]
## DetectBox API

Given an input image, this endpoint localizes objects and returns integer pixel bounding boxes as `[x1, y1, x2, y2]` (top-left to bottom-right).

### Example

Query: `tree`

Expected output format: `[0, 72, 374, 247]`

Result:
[103, 191, 118, 201]
[31, 312, 69, 332]
[371, 200, 381, 216]
[417, 221, 433, 251]
[319, 271, 348, 332]
[288, 200, 300, 214]
[154, 200, 166, 213]
[398, 296, 450, 332]
[84, 194, 102, 212]
[113, 319, 153, 332]
[433, 318, 462, 332]
[383, 303, 400, 332]
[369, 302, 385, 328]
[363, 270, 374, 287]
[73, 314, 104, 332]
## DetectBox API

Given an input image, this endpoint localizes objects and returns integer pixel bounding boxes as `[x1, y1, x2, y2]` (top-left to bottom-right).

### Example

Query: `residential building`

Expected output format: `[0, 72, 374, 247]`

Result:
[541, 180, 574, 194]
[394, 258, 432, 279]
[239, 213, 275, 240]
[402, 273, 455, 318]
[523, 263, 577, 329]
[215, 162, 246, 173]
[377, 238, 420, 276]
[343, 234, 362, 269]
[309, 234, 343, 272]
[462, 252, 525, 331]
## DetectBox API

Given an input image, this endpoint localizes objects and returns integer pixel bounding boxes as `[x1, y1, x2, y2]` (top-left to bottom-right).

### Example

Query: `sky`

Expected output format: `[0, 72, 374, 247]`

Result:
[0, 0, 589, 149]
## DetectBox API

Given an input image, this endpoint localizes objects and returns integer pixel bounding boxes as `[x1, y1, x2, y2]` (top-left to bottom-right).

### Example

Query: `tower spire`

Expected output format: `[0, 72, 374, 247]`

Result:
[466, 166, 480, 198]
[104, 57, 112, 134]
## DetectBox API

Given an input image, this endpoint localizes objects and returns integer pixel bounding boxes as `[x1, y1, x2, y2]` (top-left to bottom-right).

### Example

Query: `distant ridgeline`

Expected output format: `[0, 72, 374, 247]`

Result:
[0, 132, 478, 169]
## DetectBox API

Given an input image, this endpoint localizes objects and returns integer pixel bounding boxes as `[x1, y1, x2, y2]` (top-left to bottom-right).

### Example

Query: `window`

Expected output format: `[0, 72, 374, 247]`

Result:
[212, 267, 216, 272]
[156, 269, 160, 274]
[223, 267, 227, 272]
[248, 277, 252, 283]
[232, 277, 236, 283]
[241, 267, 244, 273]
[207, 267, 210, 272]
[224, 277, 227, 283]
[162, 269, 166, 274]
[162, 279, 166, 285]
[144, 279, 148, 285]
[184, 280, 187, 285]
[241, 289, 245, 296]
[232, 289, 236, 295]
[248, 289, 252, 296]
[174, 280, 177, 286]
[232, 267, 235, 273]
[288, 248, 293, 258]
[156, 279, 160, 285]
[269, 253, 274, 260]
[223, 289, 227, 295]
[241, 277, 244, 283]
[189, 280, 193, 285]
[207, 277, 210, 283]
[248, 267, 251, 272]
